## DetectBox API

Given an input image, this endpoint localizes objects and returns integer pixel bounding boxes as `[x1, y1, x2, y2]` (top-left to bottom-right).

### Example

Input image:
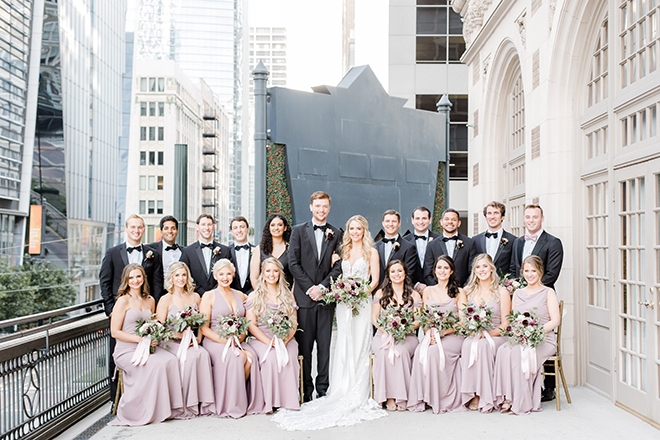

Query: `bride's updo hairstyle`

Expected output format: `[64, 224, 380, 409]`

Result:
[340, 215, 374, 263]
[379, 259, 415, 309]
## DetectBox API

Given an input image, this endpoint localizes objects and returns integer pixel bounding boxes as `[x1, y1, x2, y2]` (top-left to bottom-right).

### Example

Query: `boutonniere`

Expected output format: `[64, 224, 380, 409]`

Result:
[428, 236, 434, 242]
[500, 237, 509, 246]
[456, 240, 464, 249]
[393, 242, 401, 252]
[145, 250, 154, 259]
[213, 247, 221, 256]
[325, 229, 334, 240]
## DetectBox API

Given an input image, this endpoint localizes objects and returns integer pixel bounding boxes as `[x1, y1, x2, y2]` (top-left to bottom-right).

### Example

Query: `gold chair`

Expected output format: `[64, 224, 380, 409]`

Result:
[541, 300, 572, 411]
[369, 354, 375, 399]
[112, 369, 124, 415]
[298, 355, 304, 404]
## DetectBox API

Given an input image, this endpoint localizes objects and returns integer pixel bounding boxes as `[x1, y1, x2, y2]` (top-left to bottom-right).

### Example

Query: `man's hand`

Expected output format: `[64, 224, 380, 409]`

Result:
[415, 283, 427, 294]
[307, 285, 323, 301]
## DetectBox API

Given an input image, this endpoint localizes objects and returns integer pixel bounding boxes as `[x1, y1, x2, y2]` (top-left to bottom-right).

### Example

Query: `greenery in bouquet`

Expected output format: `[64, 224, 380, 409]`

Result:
[135, 314, 175, 353]
[320, 275, 370, 316]
[416, 306, 457, 335]
[502, 309, 546, 348]
[376, 305, 416, 343]
[169, 305, 208, 333]
[457, 302, 493, 337]
[215, 313, 250, 340]
[258, 308, 297, 340]
[498, 269, 527, 296]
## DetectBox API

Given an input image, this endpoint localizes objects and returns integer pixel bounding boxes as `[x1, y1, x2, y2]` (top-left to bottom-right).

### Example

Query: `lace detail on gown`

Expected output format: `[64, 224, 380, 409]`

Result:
[272, 257, 386, 430]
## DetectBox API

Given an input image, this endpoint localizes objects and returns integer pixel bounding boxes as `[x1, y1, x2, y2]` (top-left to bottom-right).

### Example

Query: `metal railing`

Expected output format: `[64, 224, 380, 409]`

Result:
[0, 300, 110, 440]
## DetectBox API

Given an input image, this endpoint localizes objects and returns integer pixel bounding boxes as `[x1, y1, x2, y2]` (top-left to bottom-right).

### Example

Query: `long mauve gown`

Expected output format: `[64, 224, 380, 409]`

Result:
[408, 297, 465, 413]
[460, 298, 506, 413]
[202, 289, 267, 417]
[246, 300, 300, 412]
[164, 303, 215, 418]
[371, 301, 421, 406]
[494, 287, 557, 414]
[109, 309, 184, 426]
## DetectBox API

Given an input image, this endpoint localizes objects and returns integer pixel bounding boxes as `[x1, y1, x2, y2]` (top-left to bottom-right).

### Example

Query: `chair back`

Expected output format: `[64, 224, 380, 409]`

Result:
[555, 300, 564, 356]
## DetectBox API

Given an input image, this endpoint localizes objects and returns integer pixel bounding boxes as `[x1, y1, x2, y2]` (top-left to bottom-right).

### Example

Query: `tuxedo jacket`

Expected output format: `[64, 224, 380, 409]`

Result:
[99, 243, 164, 316]
[509, 231, 564, 290]
[230, 243, 255, 294]
[472, 230, 518, 278]
[288, 221, 342, 309]
[403, 230, 440, 271]
[144, 241, 183, 298]
[375, 235, 422, 287]
[423, 233, 476, 287]
[179, 241, 232, 295]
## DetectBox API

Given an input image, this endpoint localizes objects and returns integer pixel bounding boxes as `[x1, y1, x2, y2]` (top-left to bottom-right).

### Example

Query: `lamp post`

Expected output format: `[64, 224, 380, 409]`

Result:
[437, 94, 452, 210]
[252, 60, 269, 243]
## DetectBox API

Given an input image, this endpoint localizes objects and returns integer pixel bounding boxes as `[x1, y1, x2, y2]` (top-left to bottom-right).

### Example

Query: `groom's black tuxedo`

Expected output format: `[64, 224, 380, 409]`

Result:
[423, 233, 476, 287]
[375, 235, 422, 287]
[289, 220, 342, 400]
[509, 231, 563, 290]
[472, 229, 518, 277]
[229, 243, 255, 294]
[179, 241, 232, 295]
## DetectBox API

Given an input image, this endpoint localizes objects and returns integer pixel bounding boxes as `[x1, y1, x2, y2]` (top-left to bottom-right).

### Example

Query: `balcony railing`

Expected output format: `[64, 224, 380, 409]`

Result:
[0, 300, 109, 440]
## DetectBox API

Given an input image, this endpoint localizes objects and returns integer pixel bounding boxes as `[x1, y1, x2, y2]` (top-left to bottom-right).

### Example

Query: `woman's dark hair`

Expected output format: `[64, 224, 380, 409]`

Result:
[260, 213, 292, 255]
[433, 255, 460, 298]
[380, 259, 415, 308]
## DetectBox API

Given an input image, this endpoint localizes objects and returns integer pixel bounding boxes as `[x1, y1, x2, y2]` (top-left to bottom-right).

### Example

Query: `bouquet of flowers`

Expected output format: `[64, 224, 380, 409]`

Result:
[169, 305, 207, 333]
[416, 306, 457, 335]
[501, 309, 546, 348]
[320, 275, 370, 316]
[135, 314, 174, 354]
[259, 308, 296, 340]
[457, 302, 493, 337]
[215, 313, 250, 340]
[498, 270, 527, 295]
[376, 305, 416, 344]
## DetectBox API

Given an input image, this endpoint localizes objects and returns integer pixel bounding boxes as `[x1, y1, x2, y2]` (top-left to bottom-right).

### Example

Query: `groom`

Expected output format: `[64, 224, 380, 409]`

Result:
[289, 191, 342, 402]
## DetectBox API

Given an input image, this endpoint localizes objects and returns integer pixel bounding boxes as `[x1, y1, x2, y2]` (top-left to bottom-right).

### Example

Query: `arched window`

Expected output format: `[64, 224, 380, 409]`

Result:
[588, 15, 608, 107]
[505, 72, 526, 237]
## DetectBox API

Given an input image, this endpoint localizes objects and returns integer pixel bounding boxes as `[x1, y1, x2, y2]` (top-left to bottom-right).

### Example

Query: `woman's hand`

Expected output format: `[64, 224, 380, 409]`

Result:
[331, 252, 341, 265]
[149, 338, 158, 347]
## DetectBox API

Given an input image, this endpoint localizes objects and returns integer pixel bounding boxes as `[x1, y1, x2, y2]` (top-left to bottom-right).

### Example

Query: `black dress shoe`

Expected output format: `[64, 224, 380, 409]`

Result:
[541, 389, 556, 402]
[317, 392, 327, 398]
[303, 394, 313, 403]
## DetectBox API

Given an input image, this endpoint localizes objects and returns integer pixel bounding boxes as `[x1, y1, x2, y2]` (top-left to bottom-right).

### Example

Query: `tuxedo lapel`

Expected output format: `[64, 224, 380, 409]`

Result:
[438, 239, 448, 257]
[319, 231, 329, 267]
[493, 235, 503, 262]
[195, 243, 208, 275]
[305, 222, 319, 264]
[119, 243, 129, 266]
[230, 246, 237, 266]
[532, 232, 548, 256]
[377, 241, 385, 265]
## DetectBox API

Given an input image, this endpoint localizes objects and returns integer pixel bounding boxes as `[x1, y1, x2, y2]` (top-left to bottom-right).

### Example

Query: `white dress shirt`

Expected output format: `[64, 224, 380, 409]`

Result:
[126, 243, 143, 265]
[162, 243, 182, 277]
[200, 240, 212, 274]
[522, 229, 544, 261]
[442, 234, 459, 258]
[312, 220, 326, 261]
[384, 235, 399, 262]
[414, 231, 429, 268]
[485, 228, 503, 261]
[234, 243, 250, 287]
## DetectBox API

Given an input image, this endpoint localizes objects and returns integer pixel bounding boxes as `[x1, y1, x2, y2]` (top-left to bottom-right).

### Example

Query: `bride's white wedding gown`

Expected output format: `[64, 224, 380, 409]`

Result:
[272, 257, 386, 430]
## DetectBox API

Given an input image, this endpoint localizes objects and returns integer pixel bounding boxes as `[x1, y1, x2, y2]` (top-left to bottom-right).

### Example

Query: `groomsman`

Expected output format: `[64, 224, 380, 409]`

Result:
[289, 191, 342, 402]
[375, 209, 422, 288]
[229, 215, 254, 294]
[424, 208, 476, 286]
[404, 206, 440, 292]
[472, 202, 517, 277]
[146, 215, 182, 298]
[509, 203, 563, 402]
[99, 214, 163, 402]
[180, 214, 232, 295]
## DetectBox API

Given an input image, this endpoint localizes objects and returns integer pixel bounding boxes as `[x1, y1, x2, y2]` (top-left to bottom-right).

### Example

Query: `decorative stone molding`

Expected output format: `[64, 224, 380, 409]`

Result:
[483, 53, 491, 77]
[452, 0, 494, 47]
[515, 10, 527, 49]
[549, 0, 557, 32]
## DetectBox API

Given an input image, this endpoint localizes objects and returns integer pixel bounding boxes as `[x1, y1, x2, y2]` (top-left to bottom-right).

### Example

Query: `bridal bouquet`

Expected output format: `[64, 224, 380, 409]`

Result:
[498, 270, 527, 295]
[169, 305, 207, 333]
[502, 309, 545, 348]
[259, 308, 296, 340]
[416, 306, 457, 335]
[320, 275, 370, 316]
[135, 314, 174, 354]
[376, 305, 416, 344]
[216, 313, 250, 362]
[457, 302, 493, 337]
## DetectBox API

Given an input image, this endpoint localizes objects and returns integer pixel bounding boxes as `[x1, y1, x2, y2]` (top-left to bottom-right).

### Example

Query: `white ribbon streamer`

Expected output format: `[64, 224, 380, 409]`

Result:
[468, 330, 496, 368]
[381, 333, 400, 365]
[176, 327, 199, 379]
[520, 346, 537, 380]
[131, 337, 151, 366]
[261, 336, 290, 372]
[418, 328, 447, 376]
[221, 335, 248, 363]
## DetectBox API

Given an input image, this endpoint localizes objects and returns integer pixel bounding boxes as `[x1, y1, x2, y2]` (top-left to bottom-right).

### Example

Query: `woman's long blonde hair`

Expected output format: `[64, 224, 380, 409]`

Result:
[164, 261, 195, 294]
[464, 253, 500, 302]
[340, 215, 374, 263]
[252, 257, 296, 317]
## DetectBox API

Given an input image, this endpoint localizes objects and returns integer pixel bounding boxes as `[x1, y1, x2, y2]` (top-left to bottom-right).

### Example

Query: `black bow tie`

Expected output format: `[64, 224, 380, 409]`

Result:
[442, 236, 458, 242]
[382, 237, 397, 244]
[313, 224, 327, 231]
[485, 232, 498, 239]
[235, 244, 250, 251]
[200, 242, 214, 249]
[127, 245, 142, 254]
[165, 244, 180, 251]
[414, 234, 427, 241]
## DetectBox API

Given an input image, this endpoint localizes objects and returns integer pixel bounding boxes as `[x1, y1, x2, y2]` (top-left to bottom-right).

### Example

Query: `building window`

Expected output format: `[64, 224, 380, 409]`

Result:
[149, 102, 156, 116]
[149, 77, 156, 92]
[139, 200, 146, 214]
[158, 78, 165, 92]
[449, 153, 468, 180]
[149, 151, 155, 165]
[416, 1, 465, 63]
[140, 127, 147, 141]
[158, 127, 164, 141]
[149, 127, 156, 141]
[139, 151, 146, 165]
[140, 78, 147, 92]
[148, 176, 156, 190]
[158, 102, 164, 116]
[157, 200, 164, 214]
[586, 181, 609, 308]
[157, 176, 163, 190]
[147, 225, 155, 242]
[148, 200, 155, 214]
[588, 16, 609, 107]
[157, 151, 164, 165]
[415, 94, 468, 152]
[140, 102, 147, 116]
[139, 175, 146, 190]
[620, 1, 659, 88]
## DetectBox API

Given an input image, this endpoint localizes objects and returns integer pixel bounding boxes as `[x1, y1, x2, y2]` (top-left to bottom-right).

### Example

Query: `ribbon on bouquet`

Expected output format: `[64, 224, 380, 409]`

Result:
[381, 333, 400, 365]
[467, 330, 495, 368]
[221, 335, 250, 364]
[418, 328, 446, 376]
[130, 337, 152, 366]
[261, 336, 289, 372]
[520, 346, 537, 380]
[176, 327, 200, 378]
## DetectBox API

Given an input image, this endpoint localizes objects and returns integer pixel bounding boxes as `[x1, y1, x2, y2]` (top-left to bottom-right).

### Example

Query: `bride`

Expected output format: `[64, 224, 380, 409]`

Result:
[273, 215, 386, 430]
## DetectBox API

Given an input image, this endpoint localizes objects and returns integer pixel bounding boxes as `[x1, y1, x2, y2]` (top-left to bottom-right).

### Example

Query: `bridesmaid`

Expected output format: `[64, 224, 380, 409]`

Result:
[246, 257, 300, 412]
[155, 262, 214, 418]
[108, 264, 183, 425]
[408, 255, 466, 413]
[249, 213, 293, 288]
[460, 253, 511, 413]
[371, 260, 421, 411]
[201, 259, 267, 417]
[494, 255, 560, 414]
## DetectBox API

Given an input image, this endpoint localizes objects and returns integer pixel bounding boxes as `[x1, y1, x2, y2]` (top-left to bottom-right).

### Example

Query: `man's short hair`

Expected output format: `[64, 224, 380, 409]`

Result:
[125, 214, 145, 227]
[230, 215, 249, 229]
[411, 206, 431, 218]
[482, 201, 506, 217]
[441, 208, 460, 220]
[382, 209, 401, 222]
[159, 215, 178, 230]
[196, 213, 215, 224]
[524, 204, 544, 216]
[310, 191, 331, 204]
